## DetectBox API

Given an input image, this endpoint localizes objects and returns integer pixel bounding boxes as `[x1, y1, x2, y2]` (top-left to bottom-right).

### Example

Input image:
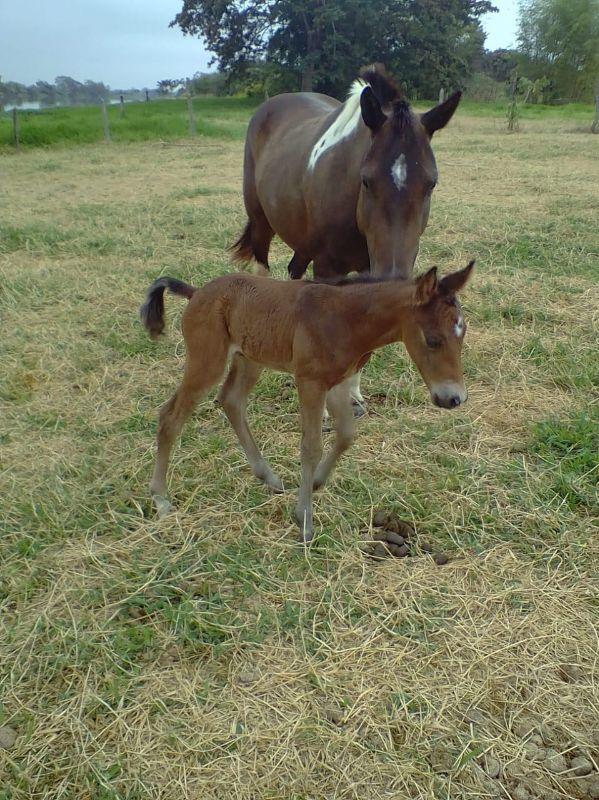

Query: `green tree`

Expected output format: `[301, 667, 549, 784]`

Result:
[171, 0, 496, 97]
[518, 0, 599, 99]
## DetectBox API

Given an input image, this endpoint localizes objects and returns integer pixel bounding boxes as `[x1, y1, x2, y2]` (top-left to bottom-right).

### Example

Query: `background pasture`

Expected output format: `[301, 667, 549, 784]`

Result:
[1, 104, 598, 799]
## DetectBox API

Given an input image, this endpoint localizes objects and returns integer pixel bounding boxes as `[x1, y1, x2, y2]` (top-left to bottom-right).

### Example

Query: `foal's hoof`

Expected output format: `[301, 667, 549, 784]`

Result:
[256, 469, 285, 493]
[266, 474, 285, 493]
[294, 510, 314, 544]
[152, 495, 174, 519]
[352, 399, 366, 418]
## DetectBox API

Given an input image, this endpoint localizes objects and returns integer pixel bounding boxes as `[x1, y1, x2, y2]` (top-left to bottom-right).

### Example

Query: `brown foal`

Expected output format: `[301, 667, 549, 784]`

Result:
[140, 262, 474, 542]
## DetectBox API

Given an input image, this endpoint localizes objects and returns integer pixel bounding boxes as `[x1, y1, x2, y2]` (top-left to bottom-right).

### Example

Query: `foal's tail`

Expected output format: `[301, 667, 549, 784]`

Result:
[139, 277, 197, 339]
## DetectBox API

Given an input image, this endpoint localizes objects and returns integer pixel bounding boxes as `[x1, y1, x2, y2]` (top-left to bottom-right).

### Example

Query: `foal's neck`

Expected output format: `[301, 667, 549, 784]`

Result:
[347, 281, 414, 351]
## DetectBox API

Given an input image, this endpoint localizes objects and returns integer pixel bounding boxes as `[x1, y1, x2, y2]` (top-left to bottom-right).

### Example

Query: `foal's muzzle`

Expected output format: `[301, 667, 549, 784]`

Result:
[431, 383, 468, 410]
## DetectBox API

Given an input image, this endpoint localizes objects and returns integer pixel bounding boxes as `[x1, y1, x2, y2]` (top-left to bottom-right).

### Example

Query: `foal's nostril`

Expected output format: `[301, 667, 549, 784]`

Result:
[449, 395, 461, 408]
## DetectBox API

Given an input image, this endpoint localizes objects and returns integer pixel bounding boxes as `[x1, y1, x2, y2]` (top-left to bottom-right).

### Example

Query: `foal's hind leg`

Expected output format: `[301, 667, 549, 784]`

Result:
[217, 354, 284, 492]
[313, 378, 356, 490]
[150, 342, 228, 516]
[295, 380, 327, 543]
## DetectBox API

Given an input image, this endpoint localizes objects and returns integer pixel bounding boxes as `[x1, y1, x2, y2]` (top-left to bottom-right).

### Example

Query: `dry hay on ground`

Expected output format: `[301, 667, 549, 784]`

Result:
[1, 116, 598, 799]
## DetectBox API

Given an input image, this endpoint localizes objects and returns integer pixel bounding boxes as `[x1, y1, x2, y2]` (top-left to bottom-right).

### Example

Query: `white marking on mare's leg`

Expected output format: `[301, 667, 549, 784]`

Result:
[308, 80, 365, 170]
[391, 153, 407, 191]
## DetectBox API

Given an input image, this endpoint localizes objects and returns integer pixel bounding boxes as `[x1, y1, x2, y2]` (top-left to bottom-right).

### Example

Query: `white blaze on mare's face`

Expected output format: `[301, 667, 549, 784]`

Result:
[454, 315, 464, 338]
[308, 80, 365, 170]
[391, 153, 407, 191]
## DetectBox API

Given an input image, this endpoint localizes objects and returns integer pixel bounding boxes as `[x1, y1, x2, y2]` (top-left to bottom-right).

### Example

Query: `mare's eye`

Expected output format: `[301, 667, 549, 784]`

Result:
[426, 335, 442, 349]
[361, 176, 370, 189]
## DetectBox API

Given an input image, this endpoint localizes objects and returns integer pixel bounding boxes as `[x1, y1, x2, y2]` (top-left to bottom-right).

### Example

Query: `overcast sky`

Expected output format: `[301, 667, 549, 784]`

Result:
[1, 0, 518, 88]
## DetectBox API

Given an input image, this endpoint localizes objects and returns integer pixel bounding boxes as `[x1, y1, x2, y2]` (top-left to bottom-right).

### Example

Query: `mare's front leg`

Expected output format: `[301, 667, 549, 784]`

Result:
[217, 354, 284, 492]
[314, 378, 356, 490]
[295, 379, 326, 543]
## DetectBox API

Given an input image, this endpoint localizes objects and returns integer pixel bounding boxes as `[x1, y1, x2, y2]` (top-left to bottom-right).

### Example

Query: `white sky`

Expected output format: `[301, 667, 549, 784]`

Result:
[1, 0, 519, 88]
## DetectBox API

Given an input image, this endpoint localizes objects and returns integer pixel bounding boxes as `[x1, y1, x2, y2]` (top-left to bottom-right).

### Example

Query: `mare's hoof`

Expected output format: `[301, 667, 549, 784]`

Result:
[352, 400, 366, 418]
[152, 495, 174, 519]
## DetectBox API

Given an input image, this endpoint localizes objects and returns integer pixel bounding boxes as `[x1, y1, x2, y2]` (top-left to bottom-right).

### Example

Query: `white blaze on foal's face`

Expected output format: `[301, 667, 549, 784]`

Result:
[391, 153, 407, 191]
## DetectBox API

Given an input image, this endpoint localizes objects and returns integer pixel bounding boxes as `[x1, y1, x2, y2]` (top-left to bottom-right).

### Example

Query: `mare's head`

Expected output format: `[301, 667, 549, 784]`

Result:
[356, 65, 461, 279]
[402, 261, 474, 409]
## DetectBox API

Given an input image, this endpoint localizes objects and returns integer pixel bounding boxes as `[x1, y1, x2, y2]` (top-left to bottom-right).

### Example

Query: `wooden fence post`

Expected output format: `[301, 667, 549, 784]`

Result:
[187, 86, 196, 136]
[439, 88, 445, 104]
[101, 101, 111, 142]
[12, 107, 20, 150]
[119, 94, 125, 119]
[592, 81, 599, 134]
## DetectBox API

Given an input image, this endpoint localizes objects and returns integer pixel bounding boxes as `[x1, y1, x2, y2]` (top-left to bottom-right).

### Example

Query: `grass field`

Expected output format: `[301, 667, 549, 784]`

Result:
[1, 95, 596, 148]
[1, 105, 598, 800]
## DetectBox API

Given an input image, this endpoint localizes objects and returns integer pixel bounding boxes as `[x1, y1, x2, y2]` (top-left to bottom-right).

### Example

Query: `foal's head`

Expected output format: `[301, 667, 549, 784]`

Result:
[356, 66, 461, 279]
[402, 261, 474, 409]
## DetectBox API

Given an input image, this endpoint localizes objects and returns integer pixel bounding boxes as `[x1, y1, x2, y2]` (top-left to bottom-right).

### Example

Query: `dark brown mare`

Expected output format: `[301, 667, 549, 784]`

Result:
[231, 64, 461, 282]
[140, 261, 473, 542]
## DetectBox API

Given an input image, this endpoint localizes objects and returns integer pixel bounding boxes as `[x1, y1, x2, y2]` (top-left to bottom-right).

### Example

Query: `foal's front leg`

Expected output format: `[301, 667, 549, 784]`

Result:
[347, 372, 366, 417]
[295, 380, 326, 543]
[314, 378, 356, 490]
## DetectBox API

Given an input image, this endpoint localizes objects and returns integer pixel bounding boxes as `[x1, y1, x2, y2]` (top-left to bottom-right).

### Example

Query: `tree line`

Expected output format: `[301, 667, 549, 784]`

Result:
[0, 76, 146, 110]
[170, 0, 598, 102]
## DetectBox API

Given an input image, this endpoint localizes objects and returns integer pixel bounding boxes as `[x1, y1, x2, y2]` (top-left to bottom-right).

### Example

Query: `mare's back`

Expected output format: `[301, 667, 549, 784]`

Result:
[248, 92, 340, 153]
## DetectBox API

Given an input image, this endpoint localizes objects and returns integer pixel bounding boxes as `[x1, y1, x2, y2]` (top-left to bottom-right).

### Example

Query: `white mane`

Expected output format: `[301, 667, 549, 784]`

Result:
[307, 79, 366, 170]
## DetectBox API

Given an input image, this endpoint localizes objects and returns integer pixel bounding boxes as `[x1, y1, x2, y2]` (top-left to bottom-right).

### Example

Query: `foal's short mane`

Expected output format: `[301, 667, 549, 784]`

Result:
[309, 273, 391, 287]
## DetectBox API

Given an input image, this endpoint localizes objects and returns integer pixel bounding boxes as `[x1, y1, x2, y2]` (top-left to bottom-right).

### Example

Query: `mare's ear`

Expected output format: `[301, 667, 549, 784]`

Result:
[415, 267, 438, 304]
[420, 90, 461, 137]
[439, 260, 475, 296]
[360, 86, 386, 132]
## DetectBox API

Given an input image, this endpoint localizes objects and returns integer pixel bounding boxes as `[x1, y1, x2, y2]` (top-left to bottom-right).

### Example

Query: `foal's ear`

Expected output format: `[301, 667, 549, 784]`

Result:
[420, 90, 462, 137]
[439, 260, 475, 296]
[415, 267, 438, 304]
[360, 86, 386, 132]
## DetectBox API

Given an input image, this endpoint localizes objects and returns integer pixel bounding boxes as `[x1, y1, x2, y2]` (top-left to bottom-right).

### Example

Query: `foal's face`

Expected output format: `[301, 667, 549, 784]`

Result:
[357, 89, 461, 280]
[402, 263, 474, 409]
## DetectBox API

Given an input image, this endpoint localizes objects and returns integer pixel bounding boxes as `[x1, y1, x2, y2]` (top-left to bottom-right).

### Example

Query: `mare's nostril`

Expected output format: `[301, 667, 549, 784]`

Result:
[449, 395, 460, 408]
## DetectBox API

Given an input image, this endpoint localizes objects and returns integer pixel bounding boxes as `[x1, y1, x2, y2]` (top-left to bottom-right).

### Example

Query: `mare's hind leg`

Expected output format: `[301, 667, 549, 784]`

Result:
[313, 378, 356, 490]
[288, 252, 310, 280]
[217, 354, 284, 492]
[150, 339, 229, 516]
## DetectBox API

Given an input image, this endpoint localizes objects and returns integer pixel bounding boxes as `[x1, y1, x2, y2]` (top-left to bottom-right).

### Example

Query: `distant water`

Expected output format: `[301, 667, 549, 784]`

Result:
[3, 99, 137, 112]
[4, 101, 43, 111]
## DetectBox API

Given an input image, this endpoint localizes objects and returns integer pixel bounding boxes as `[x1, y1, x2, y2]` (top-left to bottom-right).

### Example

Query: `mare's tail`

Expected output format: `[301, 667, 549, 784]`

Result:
[139, 277, 197, 339]
[229, 219, 255, 264]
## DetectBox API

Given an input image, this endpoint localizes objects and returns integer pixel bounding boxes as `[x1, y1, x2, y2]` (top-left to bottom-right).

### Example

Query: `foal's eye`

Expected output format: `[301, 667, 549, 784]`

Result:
[361, 176, 370, 189]
[425, 335, 443, 349]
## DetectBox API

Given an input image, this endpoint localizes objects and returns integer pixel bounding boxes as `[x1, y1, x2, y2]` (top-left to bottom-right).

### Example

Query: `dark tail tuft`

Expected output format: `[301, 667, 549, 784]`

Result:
[229, 220, 255, 263]
[139, 277, 196, 339]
